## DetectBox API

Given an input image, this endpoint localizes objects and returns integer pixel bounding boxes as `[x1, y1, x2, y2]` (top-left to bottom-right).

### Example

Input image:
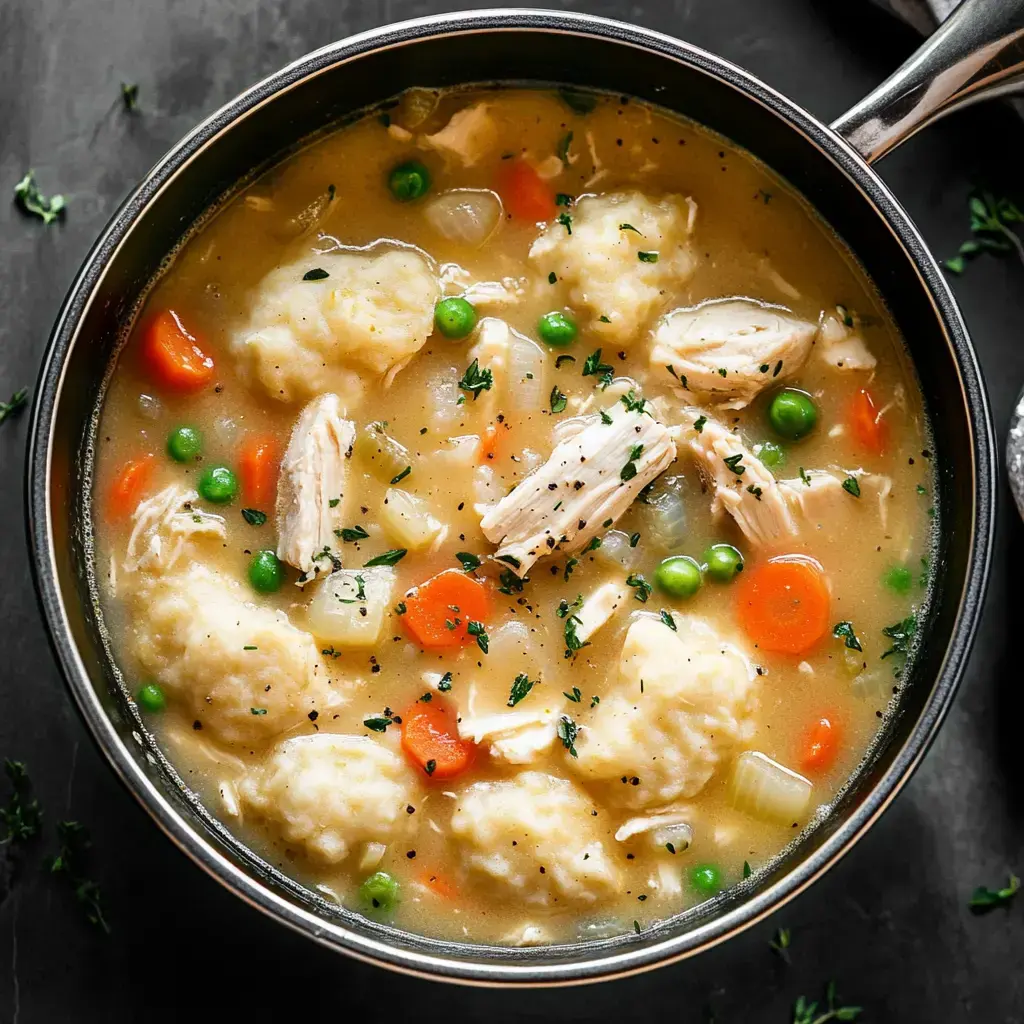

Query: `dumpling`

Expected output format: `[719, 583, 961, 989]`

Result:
[449, 771, 619, 904]
[568, 615, 758, 808]
[651, 299, 817, 409]
[239, 733, 417, 864]
[231, 248, 439, 401]
[131, 565, 332, 745]
[529, 190, 696, 344]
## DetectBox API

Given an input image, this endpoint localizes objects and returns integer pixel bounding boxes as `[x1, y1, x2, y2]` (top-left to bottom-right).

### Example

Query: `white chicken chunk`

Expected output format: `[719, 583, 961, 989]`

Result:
[457, 708, 559, 765]
[779, 468, 894, 533]
[421, 102, 498, 167]
[466, 316, 513, 420]
[529, 191, 697, 344]
[122, 484, 225, 576]
[680, 409, 798, 549]
[574, 580, 629, 643]
[651, 299, 817, 409]
[480, 399, 676, 575]
[568, 615, 758, 808]
[449, 772, 619, 904]
[817, 311, 877, 371]
[239, 734, 417, 864]
[131, 566, 332, 745]
[231, 248, 439, 401]
[276, 394, 355, 573]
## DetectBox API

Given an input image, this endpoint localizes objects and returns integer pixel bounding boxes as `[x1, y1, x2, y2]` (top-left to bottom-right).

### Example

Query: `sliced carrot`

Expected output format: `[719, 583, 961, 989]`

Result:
[418, 869, 457, 900]
[239, 436, 279, 507]
[401, 700, 475, 779]
[801, 716, 840, 772]
[107, 454, 156, 519]
[497, 160, 557, 222]
[848, 387, 886, 455]
[402, 569, 491, 649]
[140, 310, 215, 393]
[479, 424, 500, 464]
[735, 555, 830, 655]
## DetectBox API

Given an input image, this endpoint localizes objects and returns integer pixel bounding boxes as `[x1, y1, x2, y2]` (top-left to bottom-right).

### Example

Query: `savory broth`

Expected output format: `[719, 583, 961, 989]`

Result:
[93, 87, 933, 945]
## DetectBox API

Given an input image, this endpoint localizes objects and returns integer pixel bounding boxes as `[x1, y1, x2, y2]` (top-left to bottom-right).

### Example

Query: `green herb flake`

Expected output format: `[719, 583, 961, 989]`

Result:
[389, 466, 411, 486]
[557, 130, 574, 162]
[717, 367, 728, 378]
[354, 574, 367, 601]
[121, 82, 139, 111]
[881, 614, 917, 659]
[563, 614, 590, 657]
[550, 386, 568, 414]
[250, 707, 267, 716]
[438, 672, 453, 693]
[498, 568, 526, 595]
[458, 358, 494, 400]
[555, 193, 574, 207]
[507, 674, 537, 707]
[49, 821, 109, 933]
[600, 409, 613, 425]
[548, 271, 558, 284]
[747, 484, 762, 500]
[629, 532, 640, 548]
[637, 251, 659, 263]
[555, 354, 576, 369]
[14, 171, 65, 225]
[328, 497, 341, 508]
[842, 476, 861, 498]
[693, 415, 706, 433]
[590, 695, 601, 708]
[969, 873, 1020, 913]
[337, 525, 370, 542]
[619, 223, 643, 234]
[418, 692, 432, 703]
[0, 760, 42, 843]
[303, 268, 330, 281]
[424, 759, 437, 776]
[799, 466, 811, 486]
[563, 686, 582, 703]
[626, 573, 652, 603]
[723, 453, 745, 476]
[563, 557, 579, 581]
[363, 717, 392, 733]
[467, 620, 489, 654]
[620, 390, 647, 414]
[557, 715, 580, 757]
[743, 860, 752, 879]
[364, 549, 407, 568]
[659, 610, 677, 631]
[394, 601, 407, 615]
[556, 212, 573, 235]
[582, 536, 601, 553]
[832, 621, 863, 652]
[598, 315, 611, 323]
[582, 348, 614, 387]
[241, 508, 267, 527]
[455, 552, 482, 573]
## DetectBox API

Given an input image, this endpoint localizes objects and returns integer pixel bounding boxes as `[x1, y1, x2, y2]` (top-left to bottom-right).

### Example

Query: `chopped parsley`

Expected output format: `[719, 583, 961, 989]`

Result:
[881, 615, 917, 659]
[394, 602, 407, 615]
[842, 476, 861, 497]
[495, 553, 522, 569]
[723, 453, 745, 476]
[557, 716, 580, 757]
[329, 498, 341, 508]
[598, 315, 611, 323]
[582, 536, 602, 553]
[659, 610, 677, 631]
[557, 595, 584, 619]
[792, 982, 861, 1024]
[507, 674, 537, 707]
[498, 568, 526, 595]
[1, 760, 42, 842]
[363, 716, 393, 732]
[467, 620, 489, 654]
[364, 549, 406, 568]
[693, 415, 706, 433]
[548, 271, 558, 284]
[619, 223, 643, 234]
[418, 692, 432, 703]
[629, 532, 640, 547]
[582, 348, 614, 387]
[600, 409, 613, 425]
[620, 390, 647, 414]
[555, 192, 574, 207]
[563, 614, 590, 657]
[389, 465, 411, 485]
[563, 686, 582, 703]
[799, 466, 811, 486]
[336, 525, 369, 542]
[13, 171, 65, 224]
[717, 367, 728, 378]
[121, 82, 139, 111]
[590, 694, 601, 708]
[424, 759, 437, 776]
[550, 386, 568, 414]
[455, 551, 482, 573]
[303, 268, 330, 281]
[747, 484, 763, 500]
[832, 620, 863, 652]
[458, 358, 494, 400]
[557, 130, 574, 162]
[249, 707, 267, 716]
[626, 573, 652, 603]
[969, 873, 1020, 913]
[743, 861, 752, 879]
[354, 574, 367, 601]
[637, 251, 659, 263]
[438, 672, 453, 693]
[556, 212, 573, 234]
[563, 557, 579, 581]
[241, 508, 267, 527]
[49, 821, 109, 933]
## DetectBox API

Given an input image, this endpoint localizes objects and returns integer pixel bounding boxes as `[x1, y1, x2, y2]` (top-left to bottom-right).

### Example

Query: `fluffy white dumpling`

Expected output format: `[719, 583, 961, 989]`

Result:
[231, 248, 439, 401]
[449, 771, 619, 905]
[529, 190, 696, 344]
[568, 615, 758, 808]
[239, 734, 417, 863]
[131, 565, 331, 745]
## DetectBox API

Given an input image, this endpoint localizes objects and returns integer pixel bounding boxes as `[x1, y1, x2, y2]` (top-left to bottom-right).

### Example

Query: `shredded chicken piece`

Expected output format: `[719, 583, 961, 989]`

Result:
[680, 408, 798, 548]
[276, 394, 355, 573]
[457, 708, 559, 765]
[575, 581, 629, 643]
[480, 399, 676, 575]
[651, 299, 817, 409]
[123, 484, 225, 575]
[818, 312, 877, 371]
[421, 102, 497, 167]
[779, 468, 894, 532]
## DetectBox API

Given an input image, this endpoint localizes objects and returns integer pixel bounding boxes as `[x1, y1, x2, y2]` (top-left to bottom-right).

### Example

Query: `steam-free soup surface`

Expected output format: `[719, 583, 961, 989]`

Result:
[94, 88, 933, 945]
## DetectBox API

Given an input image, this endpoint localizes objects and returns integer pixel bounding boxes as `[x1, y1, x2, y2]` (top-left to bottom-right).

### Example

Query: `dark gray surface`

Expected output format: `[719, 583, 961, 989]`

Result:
[1, 0, 1022, 1020]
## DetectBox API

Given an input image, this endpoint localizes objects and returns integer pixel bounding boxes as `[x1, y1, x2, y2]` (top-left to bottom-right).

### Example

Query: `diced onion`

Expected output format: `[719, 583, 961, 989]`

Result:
[642, 475, 688, 549]
[137, 393, 162, 421]
[381, 488, 443, 550]
[652, 822, 693, 852]
[729, 751, 812, 824]
[354, 423, 413, 482]
[507, 331, 547, 411]
[851, 666, 892, 702]
[427, 369, 464, 428]
[359, 841, 387, 872]
[307, 567, 395, 647]
[597, 530, 642, 571]
[397, 87, 439, 128]
[424, 189, 502, 247]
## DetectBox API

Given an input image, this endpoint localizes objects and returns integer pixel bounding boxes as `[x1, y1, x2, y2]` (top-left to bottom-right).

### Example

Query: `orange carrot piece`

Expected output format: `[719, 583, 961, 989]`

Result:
[140, 310, 215, 392]
[735, 555, 830, 655]
[402, 569, 491, 649]
[239, 436, 278, 507]
[418, 869, 457, 900]
[848, 387, 886, 455]
[479, 424, 500, 464]
[107, 454, 156, 519]
[497, 160, 557, 222]
[801, 716, 840, 772]
[401, 701, 475, 780]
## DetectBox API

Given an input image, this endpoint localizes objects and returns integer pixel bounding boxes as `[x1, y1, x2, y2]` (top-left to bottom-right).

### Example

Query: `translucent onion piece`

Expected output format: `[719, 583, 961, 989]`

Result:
[210, 415, 239, 447]
[427, 368, 463, 427]
[729, 751, 812, 825]
[381, 487, 443, 550]
[597, 529, 642, 571]
[652, 822, 693, 851]
[397, 87, 439, 128]
[641, 475, 688, 549]
[354, 423, 413, 483]
[507, 330, 547, 412]
[359, 841, 387, 872]
[307, 567, 395, 647]
[424, 188, 503, 248]
[137, 393, 162, 421]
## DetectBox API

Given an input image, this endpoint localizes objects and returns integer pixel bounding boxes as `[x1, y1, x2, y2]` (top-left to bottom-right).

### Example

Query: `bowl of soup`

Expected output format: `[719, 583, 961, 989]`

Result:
[28, 11, 994, 984]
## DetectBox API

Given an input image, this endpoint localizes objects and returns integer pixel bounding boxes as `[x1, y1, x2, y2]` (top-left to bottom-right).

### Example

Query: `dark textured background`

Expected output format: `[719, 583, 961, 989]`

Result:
[2, 1, 1023, 1020]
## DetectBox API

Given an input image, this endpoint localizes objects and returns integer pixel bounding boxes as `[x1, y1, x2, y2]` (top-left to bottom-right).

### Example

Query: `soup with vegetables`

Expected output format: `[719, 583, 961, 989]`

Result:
[93, 87, 934, 946]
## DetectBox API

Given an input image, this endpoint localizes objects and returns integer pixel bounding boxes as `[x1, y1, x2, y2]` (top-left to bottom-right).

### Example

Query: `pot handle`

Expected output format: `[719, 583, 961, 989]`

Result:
[832, 0, 1024, 163]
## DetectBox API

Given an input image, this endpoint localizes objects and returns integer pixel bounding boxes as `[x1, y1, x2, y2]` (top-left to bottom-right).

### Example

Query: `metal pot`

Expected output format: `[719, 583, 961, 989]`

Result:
[27, 0, 1015, 986]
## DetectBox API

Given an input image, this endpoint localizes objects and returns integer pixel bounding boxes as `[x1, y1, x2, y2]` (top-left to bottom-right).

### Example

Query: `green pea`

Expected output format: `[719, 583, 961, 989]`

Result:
[654, 555, 703, 598]
[249, 550, 284, 593]
[359, 871, 399, 912]
[166, 425, 202, 463]
[767, 388, 818, 440]
[703, 543, 744, 582]
[537, 310, 578, 347]
[387, 160, 431, 202]
[690, 863, 722, 896]
[756, 441, 785, 468]
[198, 465, 238, 504]
[136, 683, 166, 713]
[883, 565, 913, 594]
[434, 297, 477, 340]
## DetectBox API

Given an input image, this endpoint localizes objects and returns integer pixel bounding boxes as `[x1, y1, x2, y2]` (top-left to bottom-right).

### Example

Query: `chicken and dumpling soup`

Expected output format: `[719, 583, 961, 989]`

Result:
[93, 88, 934, 945]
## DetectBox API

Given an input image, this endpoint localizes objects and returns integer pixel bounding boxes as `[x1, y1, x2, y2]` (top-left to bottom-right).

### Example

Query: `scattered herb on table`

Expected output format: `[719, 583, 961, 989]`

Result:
[14, 172, 65, 224]
[945, 191, 1024, 275]
[50, 821, 109, 933]
[121, 82, 139, 111]
[0, 760, 42, 844]
[770, 926, 792, 964]
[0, 388, 28, 426]
[969, 873, 1020, 913]
[792, 982, 861, 1024]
